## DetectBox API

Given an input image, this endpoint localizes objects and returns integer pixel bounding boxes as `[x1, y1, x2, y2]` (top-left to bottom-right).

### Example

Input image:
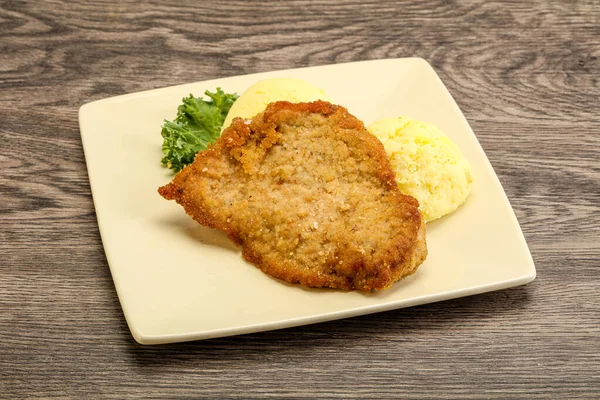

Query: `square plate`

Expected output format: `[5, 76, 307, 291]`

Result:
[79, 58, 535, 344]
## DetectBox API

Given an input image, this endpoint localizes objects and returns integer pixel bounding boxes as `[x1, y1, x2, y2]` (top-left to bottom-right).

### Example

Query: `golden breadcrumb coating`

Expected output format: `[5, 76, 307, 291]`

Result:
[159, 101, 427, 291]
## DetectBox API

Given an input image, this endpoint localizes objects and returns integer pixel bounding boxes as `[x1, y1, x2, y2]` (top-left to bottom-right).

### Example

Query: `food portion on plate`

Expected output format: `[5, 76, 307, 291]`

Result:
[160, 89, 238, 172]
[158, 78, 473, 291]
[368, 117, 474, 222]
[221, 77, 331, 130]
[159, 101, 426, 291]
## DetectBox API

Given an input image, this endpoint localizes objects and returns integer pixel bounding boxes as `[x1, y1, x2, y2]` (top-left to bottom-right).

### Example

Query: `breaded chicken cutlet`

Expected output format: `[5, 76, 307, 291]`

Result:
[159, 101, 427, 292]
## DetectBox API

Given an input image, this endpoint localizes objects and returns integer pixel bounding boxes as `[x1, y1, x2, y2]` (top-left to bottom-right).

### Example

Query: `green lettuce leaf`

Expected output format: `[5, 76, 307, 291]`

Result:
[160, 88, 238, 172]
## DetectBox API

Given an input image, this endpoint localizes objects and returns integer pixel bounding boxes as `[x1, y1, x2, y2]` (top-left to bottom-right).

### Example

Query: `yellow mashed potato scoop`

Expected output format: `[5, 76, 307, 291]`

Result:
[368, 117, 474, 222]
[222, 78, 331, 130]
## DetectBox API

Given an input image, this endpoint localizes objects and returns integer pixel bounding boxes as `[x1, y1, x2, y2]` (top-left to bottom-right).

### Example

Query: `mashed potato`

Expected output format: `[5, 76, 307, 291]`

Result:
[222, 78, 331, 130]
[367, 117, 474, 222]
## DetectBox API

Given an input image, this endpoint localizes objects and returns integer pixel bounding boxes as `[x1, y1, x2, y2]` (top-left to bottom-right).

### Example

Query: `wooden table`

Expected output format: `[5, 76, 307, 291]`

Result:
[2, 1, 599, 398]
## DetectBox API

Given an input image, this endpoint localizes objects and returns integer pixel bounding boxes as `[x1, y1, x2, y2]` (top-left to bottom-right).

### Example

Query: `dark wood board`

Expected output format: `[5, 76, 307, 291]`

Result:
[1, 1, 598, 398]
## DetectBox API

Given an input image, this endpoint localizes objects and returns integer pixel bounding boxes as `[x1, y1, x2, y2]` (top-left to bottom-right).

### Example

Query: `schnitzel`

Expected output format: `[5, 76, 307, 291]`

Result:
[159, 101, 427, 291]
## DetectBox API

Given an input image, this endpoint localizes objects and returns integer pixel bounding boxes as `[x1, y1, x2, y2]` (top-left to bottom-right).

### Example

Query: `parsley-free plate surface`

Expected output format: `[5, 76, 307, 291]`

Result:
[79, 58, 535, 344]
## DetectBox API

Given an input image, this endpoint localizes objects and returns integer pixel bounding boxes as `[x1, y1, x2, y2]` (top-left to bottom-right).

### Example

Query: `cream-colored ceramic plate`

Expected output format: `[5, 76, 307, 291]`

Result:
[79, 58, 535, 345]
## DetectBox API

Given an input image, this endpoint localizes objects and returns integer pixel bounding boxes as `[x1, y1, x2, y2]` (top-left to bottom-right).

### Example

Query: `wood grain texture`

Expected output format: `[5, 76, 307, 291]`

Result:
[1, 0, 599, 398]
